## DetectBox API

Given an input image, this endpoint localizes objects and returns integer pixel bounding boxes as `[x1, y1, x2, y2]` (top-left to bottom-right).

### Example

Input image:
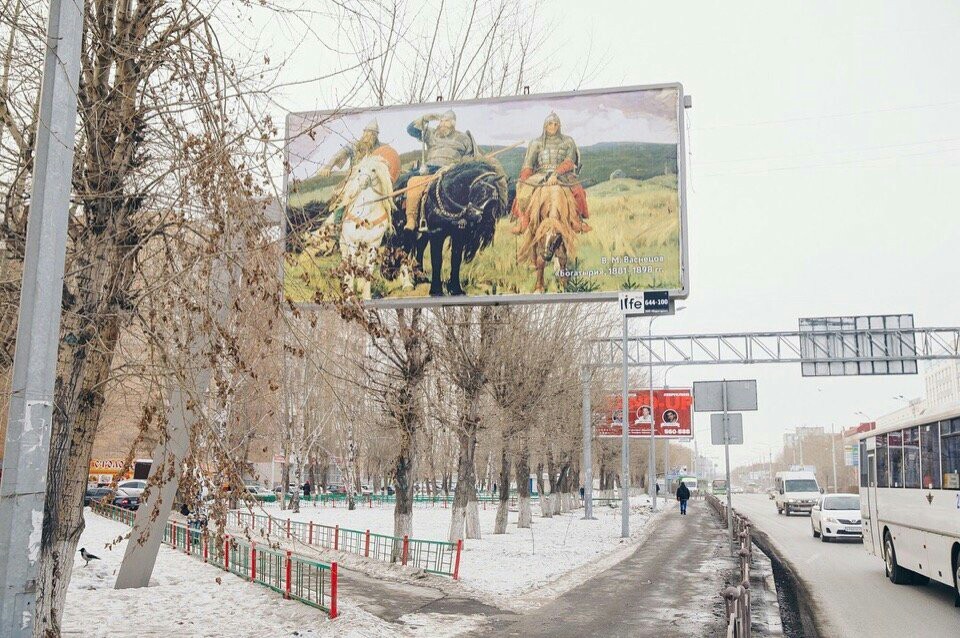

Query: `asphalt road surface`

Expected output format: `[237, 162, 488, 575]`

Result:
[733, 494, 958, 637]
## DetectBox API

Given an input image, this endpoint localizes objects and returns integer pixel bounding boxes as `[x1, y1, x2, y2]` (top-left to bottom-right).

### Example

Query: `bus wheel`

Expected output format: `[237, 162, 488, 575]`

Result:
[884, 531, 910, 585]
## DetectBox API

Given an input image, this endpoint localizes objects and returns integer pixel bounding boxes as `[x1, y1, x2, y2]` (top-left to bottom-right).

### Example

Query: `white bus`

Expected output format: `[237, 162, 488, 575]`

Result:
[857, 407, 960, 600]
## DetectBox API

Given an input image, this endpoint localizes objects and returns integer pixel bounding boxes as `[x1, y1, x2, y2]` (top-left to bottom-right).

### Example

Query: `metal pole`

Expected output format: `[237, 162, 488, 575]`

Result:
[0, 1, 83, 634]
[648, 317, 657, 512]
[831, 424, 838, 493]
[621, 314, 630, 537]
[582, 366, 595, 520]
[723, 380, 734, 553]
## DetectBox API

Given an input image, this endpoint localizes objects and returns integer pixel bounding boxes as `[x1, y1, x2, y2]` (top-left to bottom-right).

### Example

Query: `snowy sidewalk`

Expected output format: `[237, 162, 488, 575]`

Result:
[469, 498, 736, 638]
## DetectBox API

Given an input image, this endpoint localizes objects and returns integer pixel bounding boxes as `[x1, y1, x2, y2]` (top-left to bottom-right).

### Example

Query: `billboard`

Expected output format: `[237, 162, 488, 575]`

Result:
[284, 84, 688, 306]
[596, 388, 693, 438]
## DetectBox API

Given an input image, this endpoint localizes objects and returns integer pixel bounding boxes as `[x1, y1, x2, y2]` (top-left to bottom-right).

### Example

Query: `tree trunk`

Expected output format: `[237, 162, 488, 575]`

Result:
[494, 440, 511, 534]
[537, 460, 552, 518]
[36, 243, 132, 635]
[449, 424, 480, 542]
[515, 439, 532, 528]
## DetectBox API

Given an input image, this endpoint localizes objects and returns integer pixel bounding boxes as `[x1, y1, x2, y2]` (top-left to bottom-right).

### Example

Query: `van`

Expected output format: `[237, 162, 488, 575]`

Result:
[774, 471, 821, 516]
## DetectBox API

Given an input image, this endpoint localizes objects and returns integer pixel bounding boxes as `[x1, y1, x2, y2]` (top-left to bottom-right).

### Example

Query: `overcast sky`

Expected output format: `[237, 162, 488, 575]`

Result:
[260, 1, 960, 470]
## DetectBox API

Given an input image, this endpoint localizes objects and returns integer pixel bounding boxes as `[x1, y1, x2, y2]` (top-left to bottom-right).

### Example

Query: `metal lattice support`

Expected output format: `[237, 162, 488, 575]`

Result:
[585, 327, 960, 368]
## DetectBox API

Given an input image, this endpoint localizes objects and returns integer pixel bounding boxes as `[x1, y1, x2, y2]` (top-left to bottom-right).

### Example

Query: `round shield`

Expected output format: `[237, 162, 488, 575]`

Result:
[372, 145, 401, 182]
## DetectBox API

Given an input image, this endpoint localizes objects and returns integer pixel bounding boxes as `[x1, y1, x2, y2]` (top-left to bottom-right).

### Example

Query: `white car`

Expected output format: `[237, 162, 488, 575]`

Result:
[116, 479, 147, 497]
[810, 494, 862, 542]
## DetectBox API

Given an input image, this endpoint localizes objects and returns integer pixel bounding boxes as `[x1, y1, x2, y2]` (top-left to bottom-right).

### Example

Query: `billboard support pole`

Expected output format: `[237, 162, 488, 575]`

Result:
[621, 314, 630, 538]
[581, 366, 595, 520]
[648, 318, 658, 512]
[723, 380, 734, 554]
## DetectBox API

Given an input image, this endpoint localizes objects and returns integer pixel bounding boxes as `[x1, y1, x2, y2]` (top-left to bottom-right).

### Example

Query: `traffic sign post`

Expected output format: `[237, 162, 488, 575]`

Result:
[694, 379, 758, 554]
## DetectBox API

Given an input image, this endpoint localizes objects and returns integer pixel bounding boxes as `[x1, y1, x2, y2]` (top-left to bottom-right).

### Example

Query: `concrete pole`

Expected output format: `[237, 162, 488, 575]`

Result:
[115, 233, 237, 588]
[581, 366, 595, 520]
[0, 1, 83, 634]
[621, 315, 630, 538]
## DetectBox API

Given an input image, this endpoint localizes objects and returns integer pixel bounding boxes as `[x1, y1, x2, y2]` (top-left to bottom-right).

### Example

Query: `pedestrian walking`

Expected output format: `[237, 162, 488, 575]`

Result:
[676, 481, 691, 515]
[579, 485, 585, 499]
[303, 480, 312, 501]
[492, 483, 498, 496]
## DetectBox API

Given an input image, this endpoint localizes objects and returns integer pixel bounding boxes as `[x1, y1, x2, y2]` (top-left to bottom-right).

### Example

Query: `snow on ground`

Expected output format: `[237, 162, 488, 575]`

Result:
[244, 495, 659, 610]
[62, 508, 468, 638]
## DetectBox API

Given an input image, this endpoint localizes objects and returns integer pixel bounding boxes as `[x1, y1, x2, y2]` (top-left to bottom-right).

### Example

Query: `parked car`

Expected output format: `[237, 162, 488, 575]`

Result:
[112, 488, 140, 510]
[84, 486, 114, 506]
[117, 479, 147, 497]
[810, 494, 862, 542]
[325, 484, 346, 495]
[359, 485, 373, 496]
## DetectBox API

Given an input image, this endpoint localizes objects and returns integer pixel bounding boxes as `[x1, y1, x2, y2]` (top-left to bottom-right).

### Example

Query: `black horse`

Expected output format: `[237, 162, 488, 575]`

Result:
[387, 159, 509, 296]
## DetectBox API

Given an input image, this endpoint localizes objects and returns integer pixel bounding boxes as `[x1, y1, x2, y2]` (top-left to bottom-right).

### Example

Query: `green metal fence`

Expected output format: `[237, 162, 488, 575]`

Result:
[232, 509, 462, 579]
[89, 501, 338, 617]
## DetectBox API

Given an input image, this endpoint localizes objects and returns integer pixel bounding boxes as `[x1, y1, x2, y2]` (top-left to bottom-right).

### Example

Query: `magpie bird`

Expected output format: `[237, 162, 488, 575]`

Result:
[79, 547, 100, 567]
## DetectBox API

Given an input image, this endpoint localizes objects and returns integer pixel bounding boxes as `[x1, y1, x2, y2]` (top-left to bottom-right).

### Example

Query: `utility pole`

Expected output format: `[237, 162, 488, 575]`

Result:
[831, 424, 838, 493]
[0, 1, 84, 634]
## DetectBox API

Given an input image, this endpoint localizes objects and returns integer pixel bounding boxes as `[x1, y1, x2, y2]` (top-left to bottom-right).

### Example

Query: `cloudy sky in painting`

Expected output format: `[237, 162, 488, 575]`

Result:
[287, 87, 679, 182]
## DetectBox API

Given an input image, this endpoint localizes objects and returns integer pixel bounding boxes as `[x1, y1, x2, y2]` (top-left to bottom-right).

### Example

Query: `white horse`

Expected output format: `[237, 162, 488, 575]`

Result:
[329, 155, 396, 299]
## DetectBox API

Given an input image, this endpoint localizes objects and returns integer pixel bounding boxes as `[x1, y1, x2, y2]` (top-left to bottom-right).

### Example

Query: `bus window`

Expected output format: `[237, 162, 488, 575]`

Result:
[920, 423, 941, 489]
[942, 419, 960, 490]
[859, 440, 868, 487]
[903, 427, 920, 488]
[876, 434, 889, 488]
[889, 430, 904, 488]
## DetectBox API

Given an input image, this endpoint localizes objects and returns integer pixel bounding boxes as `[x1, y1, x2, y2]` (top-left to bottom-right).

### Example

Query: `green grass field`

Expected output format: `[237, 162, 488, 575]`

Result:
[284, 175, 682, 301]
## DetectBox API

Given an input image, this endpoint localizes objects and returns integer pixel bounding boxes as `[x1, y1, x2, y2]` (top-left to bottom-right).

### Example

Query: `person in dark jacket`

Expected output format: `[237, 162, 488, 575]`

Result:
[676, 481, 691, 515]
[302, 481, 312, 500]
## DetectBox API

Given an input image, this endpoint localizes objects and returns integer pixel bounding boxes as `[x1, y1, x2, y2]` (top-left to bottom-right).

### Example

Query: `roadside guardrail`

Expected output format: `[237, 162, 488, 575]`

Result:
[705, 493, 752, 638]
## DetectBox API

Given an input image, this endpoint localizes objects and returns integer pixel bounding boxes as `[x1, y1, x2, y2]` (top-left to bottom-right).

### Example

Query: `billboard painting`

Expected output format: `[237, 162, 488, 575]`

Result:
[284, 84, 687, 306]
[596, 388, 693, 438]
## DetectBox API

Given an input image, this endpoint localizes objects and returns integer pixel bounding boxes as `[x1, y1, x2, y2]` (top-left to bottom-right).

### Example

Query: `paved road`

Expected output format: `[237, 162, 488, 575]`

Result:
[473, 500, 734, 637]
[733, 494, 958, 637]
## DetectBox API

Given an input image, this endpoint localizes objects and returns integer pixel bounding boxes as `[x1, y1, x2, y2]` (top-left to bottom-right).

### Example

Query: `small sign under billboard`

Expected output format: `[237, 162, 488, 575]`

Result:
[596, 388, 693, 438]
[284, 84, 689, 306]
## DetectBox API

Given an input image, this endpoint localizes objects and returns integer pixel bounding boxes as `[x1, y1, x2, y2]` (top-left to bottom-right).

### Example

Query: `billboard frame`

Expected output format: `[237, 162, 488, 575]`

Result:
[284, 82, 690, 308]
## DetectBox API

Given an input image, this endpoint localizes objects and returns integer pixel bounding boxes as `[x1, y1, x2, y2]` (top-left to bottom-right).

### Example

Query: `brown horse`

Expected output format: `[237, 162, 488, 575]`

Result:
[517, 183, 580, 293]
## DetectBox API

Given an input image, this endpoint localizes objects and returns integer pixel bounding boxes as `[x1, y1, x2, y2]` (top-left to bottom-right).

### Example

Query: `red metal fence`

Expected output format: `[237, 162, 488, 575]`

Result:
[232, 509, 462, 579]
[89, 502, 338, 617]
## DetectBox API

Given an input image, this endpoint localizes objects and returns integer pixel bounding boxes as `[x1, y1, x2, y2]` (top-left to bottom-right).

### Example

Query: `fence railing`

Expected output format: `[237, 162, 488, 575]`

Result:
[277, 492, 537, 509]
[232, 509, 462, 579]
[705, 494, 752, 638]
[89, 501, 338, 617]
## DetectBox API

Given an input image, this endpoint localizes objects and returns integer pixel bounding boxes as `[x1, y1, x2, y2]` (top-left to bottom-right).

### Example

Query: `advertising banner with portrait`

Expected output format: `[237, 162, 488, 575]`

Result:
[284, 84, 688, 306]
[596, 388, 693, 438]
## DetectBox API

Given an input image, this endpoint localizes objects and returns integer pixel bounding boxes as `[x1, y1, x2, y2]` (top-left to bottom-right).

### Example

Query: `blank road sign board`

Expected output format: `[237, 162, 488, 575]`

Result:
[798, 314, 918, 377]
[693, 380, 758, 412]
[711, 413, 744, 445]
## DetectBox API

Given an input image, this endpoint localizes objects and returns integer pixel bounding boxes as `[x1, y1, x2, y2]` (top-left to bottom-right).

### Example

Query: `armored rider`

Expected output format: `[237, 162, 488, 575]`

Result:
[511, 112, 591, 234]
[402, 109, 475, 230]
[317, 119, 382, 177]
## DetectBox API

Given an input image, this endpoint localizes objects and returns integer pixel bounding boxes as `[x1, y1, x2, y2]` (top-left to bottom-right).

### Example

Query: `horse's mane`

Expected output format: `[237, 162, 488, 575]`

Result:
[517, 185, 579, 265]
[332, 155, 395, 212]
